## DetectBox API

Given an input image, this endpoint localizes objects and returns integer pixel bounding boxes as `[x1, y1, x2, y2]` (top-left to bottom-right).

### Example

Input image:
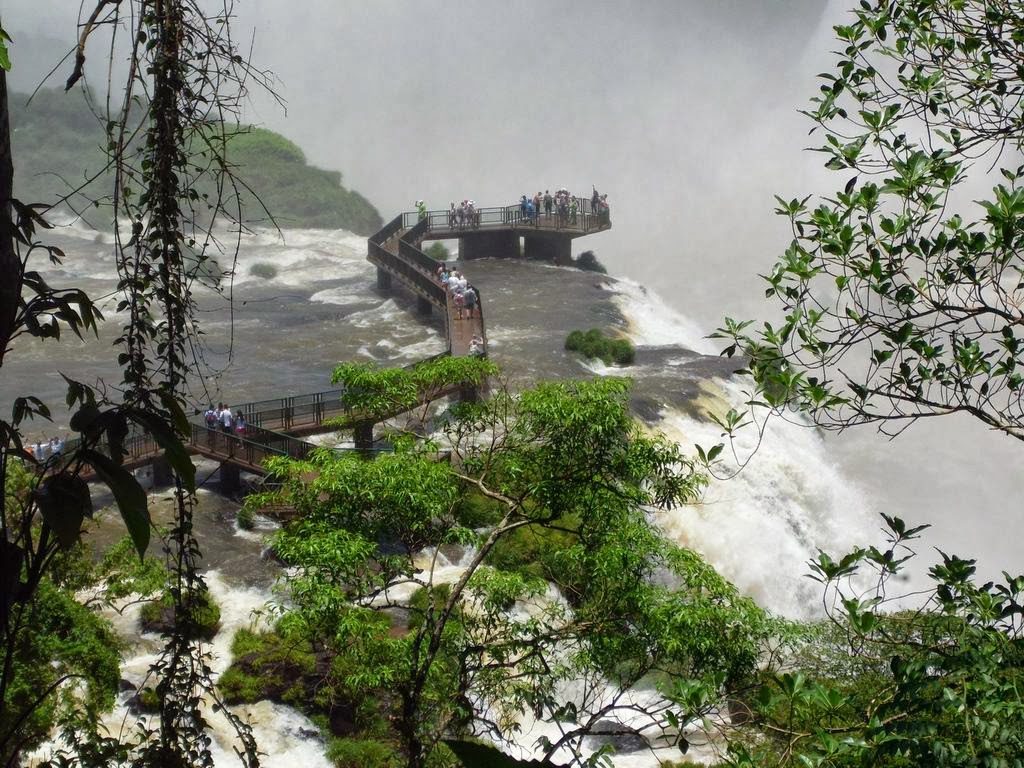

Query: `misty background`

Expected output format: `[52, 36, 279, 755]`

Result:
[2, 0, 1020, 580]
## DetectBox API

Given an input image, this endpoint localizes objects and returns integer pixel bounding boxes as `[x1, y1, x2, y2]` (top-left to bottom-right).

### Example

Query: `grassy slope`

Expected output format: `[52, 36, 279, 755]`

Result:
[8, 88, 382, 234]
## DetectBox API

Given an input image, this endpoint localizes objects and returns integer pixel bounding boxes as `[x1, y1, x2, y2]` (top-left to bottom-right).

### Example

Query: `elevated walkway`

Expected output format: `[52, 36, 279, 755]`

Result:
[69, 196, 611, 494]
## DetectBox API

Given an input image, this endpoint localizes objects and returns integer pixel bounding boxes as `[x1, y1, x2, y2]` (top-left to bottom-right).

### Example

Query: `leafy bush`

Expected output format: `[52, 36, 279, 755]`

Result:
[248, 262, 278, 280]
[564, 328, 635, 366]
[218, 627, 317, 705]
[236, 505, 255, 530]
[574, 250, 607, 274]
[140, 586, 221, 640]
[325, 737, 401, 768]
[425, 242, 451, 262]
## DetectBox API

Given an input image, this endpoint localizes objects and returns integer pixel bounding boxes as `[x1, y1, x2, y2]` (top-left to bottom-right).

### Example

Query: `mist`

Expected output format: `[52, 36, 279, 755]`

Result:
[3, 0, 1021, 580]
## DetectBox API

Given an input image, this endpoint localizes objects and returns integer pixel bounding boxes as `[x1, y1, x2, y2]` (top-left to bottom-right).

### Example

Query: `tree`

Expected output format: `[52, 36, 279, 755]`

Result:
[713, 0, 1024, 443]
[708, 3, 1024, 765]
[0, 4, 271, 765]
[246, 370, 772, 768]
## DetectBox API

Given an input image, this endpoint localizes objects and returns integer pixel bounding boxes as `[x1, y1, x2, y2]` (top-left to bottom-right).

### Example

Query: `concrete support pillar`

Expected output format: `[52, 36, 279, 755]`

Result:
[151, 456, 173, 488]
[353, 421, 374, 453]
[523, 235, 572, 265]
[458, 230, 519, 261]
[376, 267, 392, 290]
[220, 462, 241, 494]
[416, 296, 433, 315]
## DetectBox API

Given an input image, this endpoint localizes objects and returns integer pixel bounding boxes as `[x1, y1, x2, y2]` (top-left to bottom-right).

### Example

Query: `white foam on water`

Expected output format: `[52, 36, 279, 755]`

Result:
[652, 378, 876, 619]
[345, 298, 405, 329]
[309, 283, 380, 306]
[611, 278, 717, 355]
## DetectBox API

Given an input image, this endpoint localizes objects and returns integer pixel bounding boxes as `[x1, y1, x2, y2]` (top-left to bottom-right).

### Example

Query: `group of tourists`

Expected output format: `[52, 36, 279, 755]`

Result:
[25, 436, 66, 462]
[517, 186, 609, 225]
[204, 403, 248, 438]
[447, 200, 480, 229]
[436, 264, 479, 320]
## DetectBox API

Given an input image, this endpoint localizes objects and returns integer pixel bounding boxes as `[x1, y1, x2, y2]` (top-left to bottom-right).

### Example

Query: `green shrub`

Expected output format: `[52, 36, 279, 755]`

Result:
[564, 328, 635, 366]
[453, 487, 504, 528]
[325, 737, 402, 768]
[574, 250, 608, 274]
[249, 262, 278, 279]
[425, 242, 451, 262]
[218, 627, 317, 705]
[140, 587, 221, 640]
[237, 505, 255, 530]
[136, 687, 160, 713]
[485, 519, 580, 595]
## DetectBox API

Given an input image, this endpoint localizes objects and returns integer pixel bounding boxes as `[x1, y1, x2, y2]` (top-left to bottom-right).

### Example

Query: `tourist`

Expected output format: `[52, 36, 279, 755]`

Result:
[416, 200, 427, 221]
[453, 289, 465, 320]
[235, 411, 247, 436]
[543, 190, 552, 217]
[591, 187, 600, 211]
[448, 202, 457, 228]
[50, 436, 63, 457]
[204, 403, 218, 429]
[219, 404, 234, 434]
[519, 195, 528, 220]
[570, 197, 578, 224]
[463, 285, 478, 319]
[469, 334, 485, 357]
[35, 440, 49, 462]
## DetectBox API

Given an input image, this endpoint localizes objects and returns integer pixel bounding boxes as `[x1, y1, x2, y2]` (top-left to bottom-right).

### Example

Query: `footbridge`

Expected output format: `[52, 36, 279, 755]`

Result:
[68, 198, 610, 493]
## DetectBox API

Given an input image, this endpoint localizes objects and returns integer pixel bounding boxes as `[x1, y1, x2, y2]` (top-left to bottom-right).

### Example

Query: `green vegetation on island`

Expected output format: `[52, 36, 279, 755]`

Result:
[9, 88, 382, 234]
[565, 328, 636, 365]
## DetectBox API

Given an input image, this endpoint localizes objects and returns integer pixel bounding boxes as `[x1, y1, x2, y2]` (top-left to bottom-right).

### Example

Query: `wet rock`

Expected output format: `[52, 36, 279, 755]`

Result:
[118, 678, 136, 693]
[585, 720, 648, 753]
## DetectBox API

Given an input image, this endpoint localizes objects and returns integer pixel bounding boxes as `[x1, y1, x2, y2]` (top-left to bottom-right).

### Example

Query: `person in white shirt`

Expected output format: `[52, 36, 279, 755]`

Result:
[219, 405, 234, 433]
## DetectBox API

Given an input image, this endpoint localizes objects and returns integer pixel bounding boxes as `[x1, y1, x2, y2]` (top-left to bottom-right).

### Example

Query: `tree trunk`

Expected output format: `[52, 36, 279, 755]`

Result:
[0, 69, 20, 369]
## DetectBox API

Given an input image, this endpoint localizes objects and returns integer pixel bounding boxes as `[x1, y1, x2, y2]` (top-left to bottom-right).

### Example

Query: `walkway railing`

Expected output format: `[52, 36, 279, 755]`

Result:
[401, 196, 611, 234]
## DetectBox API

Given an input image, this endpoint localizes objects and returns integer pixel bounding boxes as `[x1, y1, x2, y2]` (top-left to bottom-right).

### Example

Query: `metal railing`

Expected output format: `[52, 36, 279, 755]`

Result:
[400, 196, 611, 234]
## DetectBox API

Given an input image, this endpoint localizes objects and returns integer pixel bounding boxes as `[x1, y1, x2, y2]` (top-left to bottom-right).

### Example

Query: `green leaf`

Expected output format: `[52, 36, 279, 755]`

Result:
[129, 409, 196, 492]
[82, 449, 151, 558]
[0, 27, 11, 72]
[35, 474, 92, 548]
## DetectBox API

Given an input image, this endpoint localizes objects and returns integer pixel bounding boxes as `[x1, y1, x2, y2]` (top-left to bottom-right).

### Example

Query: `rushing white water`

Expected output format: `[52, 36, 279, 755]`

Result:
[611, 282, 876, 618]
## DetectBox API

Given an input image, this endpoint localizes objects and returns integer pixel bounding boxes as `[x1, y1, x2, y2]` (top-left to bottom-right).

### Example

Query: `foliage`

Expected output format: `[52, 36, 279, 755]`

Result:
[564, 328, 636, 365]
[139, 586, 222, 641]
[330, 356, 497, 422]
[727, 515, 1024, 768]
[573, 250, 607, 275]
[236, 504, 255, 530]
[0, 579, 121, 762]
[326, 737, 403, 768]
[222, 127, 383, 234]
[93, 535, 168, 603]
[260, 371, 768, 767]
[425, 242, 451, 262]
[8, 91, 382, 234]
[248, 262, 278, 280]
[712, 0, 1024, 443]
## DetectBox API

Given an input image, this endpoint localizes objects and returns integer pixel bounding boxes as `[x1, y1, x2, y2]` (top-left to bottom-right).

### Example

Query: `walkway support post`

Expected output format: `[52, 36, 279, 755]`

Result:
[151, 456, 174, 487]
[354, 421, 374, 453]
[220, 462, 241, 494]
[416, 296, 432, 315]
[523, 234, 572, 265]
